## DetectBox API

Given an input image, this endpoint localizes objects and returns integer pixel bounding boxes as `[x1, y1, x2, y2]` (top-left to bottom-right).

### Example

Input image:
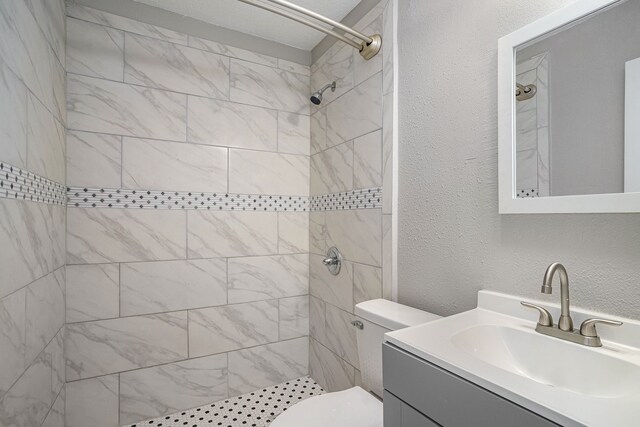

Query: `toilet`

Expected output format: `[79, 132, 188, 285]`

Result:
[271, 299, 440, 427]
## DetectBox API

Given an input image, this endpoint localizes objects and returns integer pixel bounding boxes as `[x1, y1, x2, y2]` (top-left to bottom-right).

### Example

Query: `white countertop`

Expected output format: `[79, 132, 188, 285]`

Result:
[384, 291, 640, 427]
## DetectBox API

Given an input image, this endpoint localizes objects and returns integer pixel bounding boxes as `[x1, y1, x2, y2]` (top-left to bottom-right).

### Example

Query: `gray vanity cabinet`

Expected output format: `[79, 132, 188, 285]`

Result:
[382, 343, 560, 427]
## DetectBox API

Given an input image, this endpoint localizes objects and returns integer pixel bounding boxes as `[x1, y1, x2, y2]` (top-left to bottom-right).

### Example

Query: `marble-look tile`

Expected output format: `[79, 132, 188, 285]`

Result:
[122, 137, 227, 192]
[0, 349, 52, 427]
[382, 91, 393, 214]
[188, 36, 278, 67]
[230, 59, 309, 115]
[516, 148, 538, 191]
[65, 375, 119, 427]
[309, 338, 354, 393]
[25, 0, 66, 64]
[279, 296, 309, 340]
[65, 312, 188, 380]
[278, 59, 311, 76]
[187, 211, 278, 258]
[310, 108, 327, 155]
[66, 264, 119, 323]
[228, 254, 308, 304]
[0, 0, 63, 122]
[327, 72, 382, 146]
[0, 62, 27, 168]
[278, 112, 310, 155]
[309, 254, 353, 313]
[67, 73, 187, 141]
[311, 43, 353, 107]
[355, 369, 363, 390]
[120, 354, 228, 424]
[311, 142, 354, 195]
[354, 130, 382, 189]
[538, 127, 550, 196]
[353, 0, 387, 32]
[382, 0, 394, 95]
[278, 212, 309, 254]
[66, 3, 188, 46]
[67, 208, 187, 264]
[121, 258, 227, 316]
[325, 304, 359, 369]
[125, 33, 229, 99]
[228, 337, 308, 396]
[50, 46, 66, 123]
[41, 386, 64, 427]
[189, 300, 278, 357]
[309, 212, 327, 256]
[309, 296, 326, 345]
[353, 263, 382, 307]
[0, 289, 26, 398]
[45, 329, 65, 400]
[66, 17, 124, 81]
[354, 14, 383, 87]
[66, 131, 122, 188]
[25, 268, 65, 364]
[187, 96, 277, 151]
[27, 95, 65, 184]
[325, 209, 382, 266]
[0, 200, 65, 299]
[229, 149, 309, 196]
[382, 214, 393, 300]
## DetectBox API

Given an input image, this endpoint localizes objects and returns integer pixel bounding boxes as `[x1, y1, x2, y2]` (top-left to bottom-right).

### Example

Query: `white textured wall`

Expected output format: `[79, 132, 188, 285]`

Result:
[397, 0, 640, 320]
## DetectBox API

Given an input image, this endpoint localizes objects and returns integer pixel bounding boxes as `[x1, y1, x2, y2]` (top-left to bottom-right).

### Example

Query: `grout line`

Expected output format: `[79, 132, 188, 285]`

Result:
[66, 11, 311, 77]
[65, 336, 310, 384]
[67, 71, 311, 117]
[64, 295, 309, 326]
[117, 373, 121, 426]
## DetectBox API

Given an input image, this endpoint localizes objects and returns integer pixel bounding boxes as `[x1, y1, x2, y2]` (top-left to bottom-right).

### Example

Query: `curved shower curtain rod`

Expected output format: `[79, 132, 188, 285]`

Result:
[236, 0, 382, 60]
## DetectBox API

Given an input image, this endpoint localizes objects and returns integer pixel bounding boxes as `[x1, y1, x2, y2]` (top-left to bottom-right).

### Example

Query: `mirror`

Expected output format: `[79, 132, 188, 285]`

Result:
[499, 0, 640, 213]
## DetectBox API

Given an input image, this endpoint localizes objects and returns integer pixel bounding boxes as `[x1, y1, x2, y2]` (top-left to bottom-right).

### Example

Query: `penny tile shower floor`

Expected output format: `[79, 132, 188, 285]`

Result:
[124, 377, 324, 427]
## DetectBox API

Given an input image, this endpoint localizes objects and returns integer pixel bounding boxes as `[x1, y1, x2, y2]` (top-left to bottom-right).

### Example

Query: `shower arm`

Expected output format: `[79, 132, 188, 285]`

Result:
[236, 0, 382, 60]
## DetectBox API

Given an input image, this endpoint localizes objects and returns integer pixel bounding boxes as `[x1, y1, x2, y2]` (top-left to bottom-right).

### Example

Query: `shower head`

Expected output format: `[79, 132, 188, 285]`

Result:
[310, 81, 336, 105]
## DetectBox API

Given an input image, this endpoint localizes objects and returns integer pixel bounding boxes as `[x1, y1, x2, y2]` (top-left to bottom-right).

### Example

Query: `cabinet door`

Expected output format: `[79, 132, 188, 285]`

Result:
[384, 391, 440, 427]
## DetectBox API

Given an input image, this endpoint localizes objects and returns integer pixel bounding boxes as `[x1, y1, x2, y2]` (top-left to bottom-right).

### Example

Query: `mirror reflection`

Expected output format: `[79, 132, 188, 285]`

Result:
[515, 0, 640, 198]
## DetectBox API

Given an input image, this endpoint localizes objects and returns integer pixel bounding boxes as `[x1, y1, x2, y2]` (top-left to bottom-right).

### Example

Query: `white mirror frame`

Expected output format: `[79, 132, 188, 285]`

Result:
[498, 0, 640, 214]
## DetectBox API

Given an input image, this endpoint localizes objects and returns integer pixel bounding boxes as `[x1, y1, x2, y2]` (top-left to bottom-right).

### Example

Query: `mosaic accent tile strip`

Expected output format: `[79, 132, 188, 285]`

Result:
[68, 187, 310, 211]
[516, 189, 539, 198]
[124, 376, 324, 427]
[68, 187, 384, 211]
[0, 161, 66, 205]
[310, 187, 382, 211]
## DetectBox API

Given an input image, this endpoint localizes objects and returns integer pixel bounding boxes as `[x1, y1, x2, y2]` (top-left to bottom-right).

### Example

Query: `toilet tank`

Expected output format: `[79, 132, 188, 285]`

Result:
[354, 299, 440, 398]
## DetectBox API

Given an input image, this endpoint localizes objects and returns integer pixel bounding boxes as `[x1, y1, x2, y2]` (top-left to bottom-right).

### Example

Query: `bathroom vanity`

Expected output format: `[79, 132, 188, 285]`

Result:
[381, 291, 640, 427]
[382, 344, 557, 427]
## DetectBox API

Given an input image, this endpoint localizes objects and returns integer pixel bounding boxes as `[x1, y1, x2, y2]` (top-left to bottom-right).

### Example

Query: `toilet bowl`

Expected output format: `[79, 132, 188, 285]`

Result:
[270, 386, 382, 427]
[271, 299, 440, 427]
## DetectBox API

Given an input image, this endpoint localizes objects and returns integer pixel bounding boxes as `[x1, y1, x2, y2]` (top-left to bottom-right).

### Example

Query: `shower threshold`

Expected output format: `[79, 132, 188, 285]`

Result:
[123, 376, 324, 427]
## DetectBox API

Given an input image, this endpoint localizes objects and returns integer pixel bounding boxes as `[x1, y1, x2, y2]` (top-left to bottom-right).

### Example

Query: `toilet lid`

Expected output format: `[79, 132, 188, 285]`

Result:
[271, 386, 383, 427]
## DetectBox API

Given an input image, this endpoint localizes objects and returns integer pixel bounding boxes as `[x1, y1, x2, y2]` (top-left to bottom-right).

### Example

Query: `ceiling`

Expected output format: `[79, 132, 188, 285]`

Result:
[130, 0, 362, 50]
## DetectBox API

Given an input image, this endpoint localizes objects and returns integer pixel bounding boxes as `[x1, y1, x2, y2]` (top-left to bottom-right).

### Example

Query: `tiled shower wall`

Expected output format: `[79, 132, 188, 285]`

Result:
[308, 0, 396, 392]
[64, 4, 311, 425]
[0, 0, 67, 426]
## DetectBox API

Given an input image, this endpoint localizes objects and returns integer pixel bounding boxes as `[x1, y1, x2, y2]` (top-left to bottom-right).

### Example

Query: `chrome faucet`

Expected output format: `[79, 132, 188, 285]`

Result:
[521, 263, 622, 347]
[541, 262, 573, 331]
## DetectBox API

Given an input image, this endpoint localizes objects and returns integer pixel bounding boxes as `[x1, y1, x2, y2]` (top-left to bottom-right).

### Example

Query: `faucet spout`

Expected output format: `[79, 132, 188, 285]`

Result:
[542, 262, 573, 331]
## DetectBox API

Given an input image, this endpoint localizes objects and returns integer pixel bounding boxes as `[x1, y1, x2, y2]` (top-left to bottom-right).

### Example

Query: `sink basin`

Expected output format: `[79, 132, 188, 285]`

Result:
[451, 324, 640, 398]
[384, 291, 640, 427]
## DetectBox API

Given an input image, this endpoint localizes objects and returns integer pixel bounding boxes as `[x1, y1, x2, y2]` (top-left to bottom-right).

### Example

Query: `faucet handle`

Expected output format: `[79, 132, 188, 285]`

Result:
[521, 301, 553, 327]
[579, 318, 622, 337]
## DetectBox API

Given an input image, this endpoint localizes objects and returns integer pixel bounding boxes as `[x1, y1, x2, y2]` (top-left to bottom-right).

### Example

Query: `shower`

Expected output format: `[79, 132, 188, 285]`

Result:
[310, 81, 336, 105]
